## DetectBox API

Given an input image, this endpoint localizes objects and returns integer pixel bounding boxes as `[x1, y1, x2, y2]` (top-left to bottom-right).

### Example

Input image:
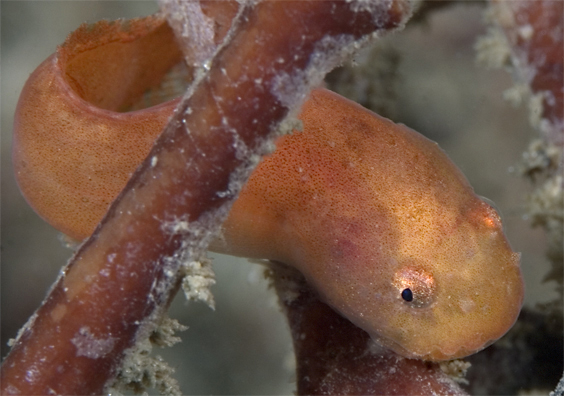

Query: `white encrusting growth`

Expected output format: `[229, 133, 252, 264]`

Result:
[181, 258, 216, 309]
[71, 327, 117, 359]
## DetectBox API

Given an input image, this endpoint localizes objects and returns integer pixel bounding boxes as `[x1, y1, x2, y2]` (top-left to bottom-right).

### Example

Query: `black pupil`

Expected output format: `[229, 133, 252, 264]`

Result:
[401, 288, 413, 302]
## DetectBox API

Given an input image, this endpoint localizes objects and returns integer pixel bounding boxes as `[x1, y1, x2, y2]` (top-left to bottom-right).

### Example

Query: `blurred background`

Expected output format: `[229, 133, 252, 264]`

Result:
[1, 1, 556, 394]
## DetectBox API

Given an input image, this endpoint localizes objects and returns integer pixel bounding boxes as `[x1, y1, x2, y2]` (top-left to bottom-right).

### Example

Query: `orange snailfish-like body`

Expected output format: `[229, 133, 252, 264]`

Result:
[13, 17, 524, 362]
[217, 88, 523, 361]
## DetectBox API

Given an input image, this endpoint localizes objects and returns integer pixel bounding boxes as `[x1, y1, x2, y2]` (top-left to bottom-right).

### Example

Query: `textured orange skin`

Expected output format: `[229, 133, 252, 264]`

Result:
[217, 89, 524, 361]
[12, 16, 182, 240]
[12, 18, 523, 361]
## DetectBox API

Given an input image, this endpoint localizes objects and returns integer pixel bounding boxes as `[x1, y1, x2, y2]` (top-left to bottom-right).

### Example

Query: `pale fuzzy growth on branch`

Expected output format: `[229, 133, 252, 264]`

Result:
[160, 213, 220, 310]
[106, 316, 186, 396]
[440, 360, 472, 385]
[475, 23, 511, 70]
[476, 0, 563, 146]
[521, 140, 563, 304]
[180, 258, 216, 309]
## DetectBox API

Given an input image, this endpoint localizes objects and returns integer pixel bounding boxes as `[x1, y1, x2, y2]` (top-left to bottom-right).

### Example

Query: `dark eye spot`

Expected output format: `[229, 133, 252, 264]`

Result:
[401, 288, 413, 302]
[393, 265, 436, 308]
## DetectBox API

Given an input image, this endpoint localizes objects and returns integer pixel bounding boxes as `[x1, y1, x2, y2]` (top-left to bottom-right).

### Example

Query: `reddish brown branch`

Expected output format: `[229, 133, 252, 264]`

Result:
[1, 1, 411, 394]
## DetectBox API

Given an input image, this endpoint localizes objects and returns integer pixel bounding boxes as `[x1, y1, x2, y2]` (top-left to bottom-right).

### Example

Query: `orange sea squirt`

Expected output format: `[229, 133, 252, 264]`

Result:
[219, 89, 524, 361]
[12, 16, 183, 240]
[12, 15, 524, 362]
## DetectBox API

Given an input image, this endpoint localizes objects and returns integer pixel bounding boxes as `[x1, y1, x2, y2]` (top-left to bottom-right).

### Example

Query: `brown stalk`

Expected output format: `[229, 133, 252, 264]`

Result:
[1, 1, 411, 394]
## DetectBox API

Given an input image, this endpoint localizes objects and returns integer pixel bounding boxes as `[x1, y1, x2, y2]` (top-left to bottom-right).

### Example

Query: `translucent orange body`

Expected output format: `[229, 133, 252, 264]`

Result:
[217, 89, 524, 361]
[12, 17, 524, 361]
